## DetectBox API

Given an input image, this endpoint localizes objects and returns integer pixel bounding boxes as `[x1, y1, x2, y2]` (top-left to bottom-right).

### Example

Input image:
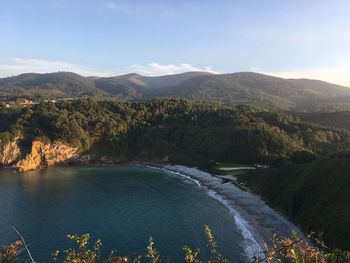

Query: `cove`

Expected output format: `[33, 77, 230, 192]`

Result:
[0, 165, 250, 262]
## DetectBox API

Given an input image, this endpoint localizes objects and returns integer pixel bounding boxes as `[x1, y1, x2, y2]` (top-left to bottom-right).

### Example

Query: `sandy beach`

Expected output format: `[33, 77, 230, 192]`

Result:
[143, 164, 304, 260]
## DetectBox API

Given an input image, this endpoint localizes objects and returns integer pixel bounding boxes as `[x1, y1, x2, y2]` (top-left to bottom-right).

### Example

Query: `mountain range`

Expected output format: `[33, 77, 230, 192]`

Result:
[1, 71, 350, 111]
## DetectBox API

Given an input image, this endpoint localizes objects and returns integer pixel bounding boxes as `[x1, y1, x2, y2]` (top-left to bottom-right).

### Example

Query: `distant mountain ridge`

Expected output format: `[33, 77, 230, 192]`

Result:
[94, 71, 212, 99]
[149, 72, 350, 110]
[0, 72, 105, 97]
[1, 71, 350, 111]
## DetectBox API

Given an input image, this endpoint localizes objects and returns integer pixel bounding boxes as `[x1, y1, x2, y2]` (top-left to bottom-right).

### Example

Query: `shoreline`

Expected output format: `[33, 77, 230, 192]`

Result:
[1, 162, 305, 260]
[138, 163, 305, 260]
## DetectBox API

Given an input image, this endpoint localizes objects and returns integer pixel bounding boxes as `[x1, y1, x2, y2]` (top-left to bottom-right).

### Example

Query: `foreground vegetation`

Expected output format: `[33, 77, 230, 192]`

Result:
[1, 227, 349, 263]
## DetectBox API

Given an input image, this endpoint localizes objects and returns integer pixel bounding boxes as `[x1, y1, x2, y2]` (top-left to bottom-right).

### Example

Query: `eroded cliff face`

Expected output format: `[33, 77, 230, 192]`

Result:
[0, 139, 21, 166]
[15, 141, 78, 172]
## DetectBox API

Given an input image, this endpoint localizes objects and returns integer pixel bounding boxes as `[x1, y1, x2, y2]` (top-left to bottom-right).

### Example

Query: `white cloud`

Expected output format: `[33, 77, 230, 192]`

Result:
[0, 58, 117, 77]
[107, 1, 143, 15]
[129, 63, 218, 76]
[0, 59, 218, 78]
[254, 65, 350, 87]
[1, 57, 349, 88]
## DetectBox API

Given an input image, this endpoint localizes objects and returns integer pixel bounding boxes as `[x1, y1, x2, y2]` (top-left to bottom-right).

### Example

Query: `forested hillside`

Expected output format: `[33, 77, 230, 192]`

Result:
[2, 71, 350, 111]
[293, 111, 350, 130]
[95, 72, 211, 99]
[0, 72, 105, 98]
[1, 99, 349, 167]
[150, 72, 350, 110]
[238, 152, 350, 250]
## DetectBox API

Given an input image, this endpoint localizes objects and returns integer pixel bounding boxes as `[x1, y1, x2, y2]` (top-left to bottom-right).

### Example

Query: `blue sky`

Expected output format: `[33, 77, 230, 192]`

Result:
[1, 0, 350, 85]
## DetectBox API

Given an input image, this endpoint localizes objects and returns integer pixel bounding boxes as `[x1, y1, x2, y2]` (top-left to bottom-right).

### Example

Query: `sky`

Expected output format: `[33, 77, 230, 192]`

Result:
[0, 0, 350, 86]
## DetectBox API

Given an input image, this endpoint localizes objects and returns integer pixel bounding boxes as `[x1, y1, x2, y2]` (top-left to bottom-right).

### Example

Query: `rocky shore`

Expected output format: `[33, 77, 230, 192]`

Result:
[0, 139, 78, 172]
[0, 138, 169, 172]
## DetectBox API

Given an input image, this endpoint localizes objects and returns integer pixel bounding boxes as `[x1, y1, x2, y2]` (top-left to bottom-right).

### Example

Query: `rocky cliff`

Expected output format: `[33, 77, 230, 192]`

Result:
[15, 141, 78, 172]
[0, 139, 21, 165]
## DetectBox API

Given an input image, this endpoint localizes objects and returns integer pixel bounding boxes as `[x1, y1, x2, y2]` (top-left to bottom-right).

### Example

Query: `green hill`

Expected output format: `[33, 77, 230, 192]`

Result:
[94, 72, 211, 99]
[150, 72, 350, 110]
[0, 72, 105, 98]
[1, 99, 350, 166]
[94, 73, 147, 99]
[2, 71, 350, 111]
[238, 153, 350, 249]
[293, 111, 350, 130]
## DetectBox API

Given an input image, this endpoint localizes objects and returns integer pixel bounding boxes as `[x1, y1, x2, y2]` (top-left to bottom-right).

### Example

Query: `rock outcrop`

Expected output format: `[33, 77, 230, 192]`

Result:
[15, 141, 78, 172]
[0, 139, 21, 166]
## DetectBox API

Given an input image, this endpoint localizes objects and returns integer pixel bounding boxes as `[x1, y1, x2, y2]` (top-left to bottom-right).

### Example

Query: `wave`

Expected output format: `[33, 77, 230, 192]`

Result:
[206, 190, 263, 260]
[139, 163, 302, 261]
[136, 163, 202, 188]
[163, 170, 202, 188]
[145, 164, 264, 260]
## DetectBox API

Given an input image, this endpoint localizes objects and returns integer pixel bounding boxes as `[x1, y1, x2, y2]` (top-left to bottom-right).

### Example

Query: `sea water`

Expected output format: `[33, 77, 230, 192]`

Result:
[0, 165, 249, 262]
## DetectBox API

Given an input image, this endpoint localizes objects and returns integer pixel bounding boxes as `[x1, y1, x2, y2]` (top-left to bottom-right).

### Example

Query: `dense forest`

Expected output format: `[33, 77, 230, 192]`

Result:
[238, 152, 350, 250]
[1, 98, 350, 167]
[293, 111, 350, 130]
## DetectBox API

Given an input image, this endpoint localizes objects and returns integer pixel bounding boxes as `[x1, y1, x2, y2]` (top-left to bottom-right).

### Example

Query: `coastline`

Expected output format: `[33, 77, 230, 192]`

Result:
[1, 162, 305, 260]
[138, 163, 305, 260]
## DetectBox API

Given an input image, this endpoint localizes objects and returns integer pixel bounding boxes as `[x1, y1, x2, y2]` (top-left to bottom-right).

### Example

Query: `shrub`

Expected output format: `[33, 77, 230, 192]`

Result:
[2, 227, 350, 263]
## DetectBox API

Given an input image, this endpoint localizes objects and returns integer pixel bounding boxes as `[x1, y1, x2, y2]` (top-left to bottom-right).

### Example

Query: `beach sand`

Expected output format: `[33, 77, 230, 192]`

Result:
[146, 164, 304, 260]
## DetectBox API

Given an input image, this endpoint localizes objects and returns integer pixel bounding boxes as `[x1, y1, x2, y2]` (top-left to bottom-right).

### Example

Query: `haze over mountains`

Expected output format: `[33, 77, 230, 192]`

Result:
[1, 71, 350, 111]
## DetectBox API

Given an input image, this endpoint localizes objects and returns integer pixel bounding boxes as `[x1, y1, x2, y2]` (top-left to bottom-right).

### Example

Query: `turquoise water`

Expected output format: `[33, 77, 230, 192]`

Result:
[0, 165, 247, 262]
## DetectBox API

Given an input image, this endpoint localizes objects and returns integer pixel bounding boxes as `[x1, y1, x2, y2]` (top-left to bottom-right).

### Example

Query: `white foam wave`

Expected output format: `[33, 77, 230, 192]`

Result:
[165, 170, 202, 188]
[206, 190, 263, 260]
[138, 163, 202, 188]
[158, 165, 263, 260]
[137, 164, 302, 262]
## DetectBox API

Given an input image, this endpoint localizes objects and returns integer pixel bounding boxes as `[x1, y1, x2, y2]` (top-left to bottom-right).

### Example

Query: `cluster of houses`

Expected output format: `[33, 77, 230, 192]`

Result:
[0, 97, 75, 108]
[1, 98, 37, 108]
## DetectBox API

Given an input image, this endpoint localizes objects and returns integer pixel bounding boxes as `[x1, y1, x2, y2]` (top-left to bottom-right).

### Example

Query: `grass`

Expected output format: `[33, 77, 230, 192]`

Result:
[211, 162, 256, 175]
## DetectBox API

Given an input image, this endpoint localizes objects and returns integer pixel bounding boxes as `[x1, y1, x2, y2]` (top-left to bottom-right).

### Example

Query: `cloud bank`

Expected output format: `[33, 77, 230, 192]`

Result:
[1, 58, 349, 87]
[255, 65, 350, 87]
[0, 58, 218, 78]
[0, 58, 116, 78]
[128, 63, 218, 76]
